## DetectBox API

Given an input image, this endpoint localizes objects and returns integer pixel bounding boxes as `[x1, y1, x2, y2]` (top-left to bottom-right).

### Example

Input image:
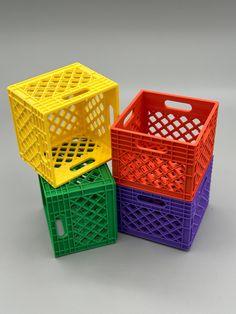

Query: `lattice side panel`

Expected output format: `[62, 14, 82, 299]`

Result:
[70, 192, 109, 247]
[84, 93, 108, 142]
[119, 151, 186, 193]
[194, 110, 218, 191]
[124, 108, 144, 133]
[11, 97, 40, 169]
[120, 203, 184, 243]
[191, 178, 210, 241]
[47, 103, 83, 146]
[147, 110, 204, 144]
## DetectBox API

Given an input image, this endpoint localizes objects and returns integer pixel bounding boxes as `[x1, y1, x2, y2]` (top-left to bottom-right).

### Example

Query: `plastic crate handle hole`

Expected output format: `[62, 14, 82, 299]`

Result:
[62, 88, 90, 100]
[135, 141, 167, 154]
[137, 195, 166, 207]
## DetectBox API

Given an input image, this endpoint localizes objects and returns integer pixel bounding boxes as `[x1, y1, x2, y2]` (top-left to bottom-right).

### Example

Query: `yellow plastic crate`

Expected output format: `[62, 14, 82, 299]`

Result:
[8, 63, 119, 187]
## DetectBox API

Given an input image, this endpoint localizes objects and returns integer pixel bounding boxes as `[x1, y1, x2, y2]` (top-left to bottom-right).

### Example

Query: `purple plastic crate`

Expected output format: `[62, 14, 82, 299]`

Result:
[117, 158, 213, 250]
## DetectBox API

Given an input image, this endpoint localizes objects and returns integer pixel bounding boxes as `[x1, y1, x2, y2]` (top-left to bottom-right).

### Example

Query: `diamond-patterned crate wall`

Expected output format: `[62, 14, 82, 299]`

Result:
[8, 63, 119, 187]
[39, 164, 117, 257]
[112, 90, 218, 201]
[117, 159, 213, 250]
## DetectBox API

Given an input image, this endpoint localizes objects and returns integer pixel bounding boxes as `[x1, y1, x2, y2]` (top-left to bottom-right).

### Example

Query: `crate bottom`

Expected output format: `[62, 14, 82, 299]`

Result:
[41, 134, 111, 187]
[119, 229, 191, 250]
[54, 238, 117, 258]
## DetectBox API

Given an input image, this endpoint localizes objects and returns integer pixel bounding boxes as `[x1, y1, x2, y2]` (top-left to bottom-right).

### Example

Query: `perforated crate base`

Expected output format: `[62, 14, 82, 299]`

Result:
[53, 239, 116, 258]
[117, 159, 213, 250]
[48, 134, 111, 186]
[39, 163, 117, 257]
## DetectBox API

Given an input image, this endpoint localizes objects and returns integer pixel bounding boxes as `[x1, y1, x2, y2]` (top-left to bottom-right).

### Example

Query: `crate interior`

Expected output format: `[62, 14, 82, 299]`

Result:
[122, 92, 215, 144]
[47, 92, 111, 170]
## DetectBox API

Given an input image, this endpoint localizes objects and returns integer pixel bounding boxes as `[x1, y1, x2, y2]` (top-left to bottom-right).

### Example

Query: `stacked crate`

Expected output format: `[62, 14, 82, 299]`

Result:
[111, 90, 218, 250]
[8, 63, 119, 257]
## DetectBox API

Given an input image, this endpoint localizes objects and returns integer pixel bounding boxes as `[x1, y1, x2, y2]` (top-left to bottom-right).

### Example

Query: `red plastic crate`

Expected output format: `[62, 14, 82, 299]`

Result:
[111, 90, 218, 201]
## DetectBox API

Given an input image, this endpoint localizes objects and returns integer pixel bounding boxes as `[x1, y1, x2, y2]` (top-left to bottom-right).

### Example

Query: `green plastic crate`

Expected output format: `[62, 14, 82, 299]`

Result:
[39, 164, 117, 257]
